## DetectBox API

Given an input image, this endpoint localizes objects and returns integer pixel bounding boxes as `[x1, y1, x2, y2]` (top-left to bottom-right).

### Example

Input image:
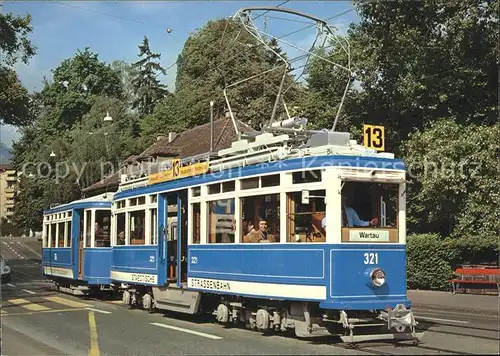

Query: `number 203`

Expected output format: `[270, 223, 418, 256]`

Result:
[363, 253, 379, 265]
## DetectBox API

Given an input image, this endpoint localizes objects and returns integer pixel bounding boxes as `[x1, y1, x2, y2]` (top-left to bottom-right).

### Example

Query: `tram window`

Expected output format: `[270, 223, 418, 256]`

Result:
[222, 181, 235, 193]
[42, 224, 47, 248]
[85, 211, 92, 247]
[208, 183, 221, 195]
[138, 196, 146, 205]
[50, 223, 56, 247]
[129, 198, 137, 206]
[150, 208, 158, 245]
[116, 213, 126, 245]
[150, 194, 158, 204]
[68, 211, 72, 217]
[192, 187, 201, 197]
[66, 221, 72, 247]
[95, 210, 111, 247]
[192, 203, 201, 244]
[241, 177, 259, 190]
[286, 190, 326, 243]
[117, 200, 125, 209]
[208, 199, 235, 243]
[292, 170, 321, 184]
[340, 182, 399, 228]
[241, 194, 280, 243]
[261, 174, 280, 187]
[129, 210, 146, 245]
[79, 213, 84, 244]
[58, 222, 65, 247]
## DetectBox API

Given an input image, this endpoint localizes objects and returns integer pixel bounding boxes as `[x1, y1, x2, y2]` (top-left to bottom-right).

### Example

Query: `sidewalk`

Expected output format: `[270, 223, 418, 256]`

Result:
[408, 289, 499, 313]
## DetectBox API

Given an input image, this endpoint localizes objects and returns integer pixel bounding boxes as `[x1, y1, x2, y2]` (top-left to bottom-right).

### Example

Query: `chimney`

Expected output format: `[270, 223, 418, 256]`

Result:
[168, 132, 177, 143]
[224, 110, 238, 119]
[156, 135, 165, 141]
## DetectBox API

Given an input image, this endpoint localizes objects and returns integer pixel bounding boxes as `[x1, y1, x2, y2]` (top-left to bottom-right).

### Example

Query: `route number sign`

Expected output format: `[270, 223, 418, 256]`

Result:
[363, 124, 385, 151]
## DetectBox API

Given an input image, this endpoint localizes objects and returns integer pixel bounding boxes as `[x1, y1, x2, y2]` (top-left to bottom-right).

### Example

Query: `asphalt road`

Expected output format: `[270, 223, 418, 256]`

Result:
[1, 236, 499, 355]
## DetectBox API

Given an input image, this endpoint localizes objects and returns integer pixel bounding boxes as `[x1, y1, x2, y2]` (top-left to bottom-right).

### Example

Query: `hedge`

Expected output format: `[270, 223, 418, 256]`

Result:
[406, 233, 499, 291]
[406, 234, 455, 290]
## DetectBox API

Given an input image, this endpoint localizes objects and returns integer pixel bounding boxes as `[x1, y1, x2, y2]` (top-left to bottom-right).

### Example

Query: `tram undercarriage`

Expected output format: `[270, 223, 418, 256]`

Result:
[117, 285, 422, 344]
[49, 278, 115, 297]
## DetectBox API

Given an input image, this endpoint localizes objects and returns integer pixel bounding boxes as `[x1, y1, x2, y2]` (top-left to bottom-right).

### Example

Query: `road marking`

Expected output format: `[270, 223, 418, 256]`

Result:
[151, 322, 223, 340]
[1, 308, 84, 317]
[6, 283, 15, 287]
[415, 316, 469, 324]
[7, 298, 50, 311]
[44, 296, 90, 308]
[85, 308, 111, 314]
[107, 300, 123, 304]
[88, 311, 100, 356]
[16, 241, 42, 257]
[21, 289, 36, 295]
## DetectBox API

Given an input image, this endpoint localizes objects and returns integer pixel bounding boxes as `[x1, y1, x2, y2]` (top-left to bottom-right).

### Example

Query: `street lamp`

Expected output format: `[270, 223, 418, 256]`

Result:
[103, 112, 113, 122]
[50, 150, 56, 157]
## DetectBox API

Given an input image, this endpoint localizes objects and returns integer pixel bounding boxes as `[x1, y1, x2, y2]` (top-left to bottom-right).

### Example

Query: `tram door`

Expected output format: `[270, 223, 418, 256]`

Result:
[166, 193, 178, 283]
[77, 210, 84, 279]
[178, 191, 188, 285]
[165, 191, 188, 286]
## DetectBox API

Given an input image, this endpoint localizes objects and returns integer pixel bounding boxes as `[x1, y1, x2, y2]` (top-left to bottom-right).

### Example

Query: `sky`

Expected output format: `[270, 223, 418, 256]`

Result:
[1, 0, 359, 147]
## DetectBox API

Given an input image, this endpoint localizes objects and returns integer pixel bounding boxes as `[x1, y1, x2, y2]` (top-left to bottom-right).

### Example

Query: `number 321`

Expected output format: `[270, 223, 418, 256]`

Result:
[363, 252, 379, 265]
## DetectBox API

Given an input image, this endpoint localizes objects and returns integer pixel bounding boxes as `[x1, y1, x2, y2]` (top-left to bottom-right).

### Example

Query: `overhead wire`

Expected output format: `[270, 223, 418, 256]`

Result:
[166, 7, 356, 96]
[52, 4, 355, 137]
[169, 7, 353, 123]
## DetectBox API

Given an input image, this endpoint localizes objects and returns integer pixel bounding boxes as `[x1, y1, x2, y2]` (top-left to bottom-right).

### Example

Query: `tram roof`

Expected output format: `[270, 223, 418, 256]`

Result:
[113, 154, 406, 200]
[43, 193, 113, 215]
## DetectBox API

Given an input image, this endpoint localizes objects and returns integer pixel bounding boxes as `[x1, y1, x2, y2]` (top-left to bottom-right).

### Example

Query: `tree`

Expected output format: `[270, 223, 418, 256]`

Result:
[402, 119, 500, 241]
[350, 0, 498, 146]
[303, 0, 498, 150]
[0, 13, 36, 65]
[0, 12, 36, 126]
[131, 36, 168, 117]
[111, 60, 140, 106]
[172, 18, 300, 129]
[33, 48, 124, 136]
[11, 50, 136, 231]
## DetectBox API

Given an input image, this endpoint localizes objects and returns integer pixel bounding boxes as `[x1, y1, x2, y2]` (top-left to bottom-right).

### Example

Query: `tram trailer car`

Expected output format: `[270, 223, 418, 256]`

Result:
[42, 194, 114, 295]
[108, 130, 422, 344]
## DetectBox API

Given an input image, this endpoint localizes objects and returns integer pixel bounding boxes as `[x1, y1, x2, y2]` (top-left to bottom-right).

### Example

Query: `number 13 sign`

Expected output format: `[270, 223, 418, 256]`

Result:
[363, 124, 385, 151]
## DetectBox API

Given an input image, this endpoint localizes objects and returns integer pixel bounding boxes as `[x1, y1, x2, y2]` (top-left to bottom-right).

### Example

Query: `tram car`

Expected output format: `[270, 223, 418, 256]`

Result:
[42, 194, 113, 295]
[108, 127, 422, 344]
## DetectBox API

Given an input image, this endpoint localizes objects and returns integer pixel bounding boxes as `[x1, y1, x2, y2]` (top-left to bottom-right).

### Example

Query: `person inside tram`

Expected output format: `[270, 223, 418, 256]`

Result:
[95, 222, 103, 236]
[247, 218, 276, 243]
[321, 193, 378, 228]
[118, 230, 125, 245]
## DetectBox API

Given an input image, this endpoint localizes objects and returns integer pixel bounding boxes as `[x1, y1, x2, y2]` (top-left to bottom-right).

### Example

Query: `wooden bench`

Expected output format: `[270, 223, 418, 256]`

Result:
[449, 268, 500, 295]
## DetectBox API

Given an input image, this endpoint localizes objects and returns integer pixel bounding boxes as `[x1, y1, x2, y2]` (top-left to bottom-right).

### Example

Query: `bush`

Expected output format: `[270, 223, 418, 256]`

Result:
[406, 233, 455, 290]
[449, 235, 499, 266]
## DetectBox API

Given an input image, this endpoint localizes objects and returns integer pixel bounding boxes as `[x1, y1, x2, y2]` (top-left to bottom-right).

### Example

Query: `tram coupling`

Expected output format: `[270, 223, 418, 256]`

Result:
[338, 304, 424, 344]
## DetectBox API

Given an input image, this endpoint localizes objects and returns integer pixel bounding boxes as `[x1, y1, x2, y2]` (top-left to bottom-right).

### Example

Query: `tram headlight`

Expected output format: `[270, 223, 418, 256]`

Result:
[371, 268, 386, 287]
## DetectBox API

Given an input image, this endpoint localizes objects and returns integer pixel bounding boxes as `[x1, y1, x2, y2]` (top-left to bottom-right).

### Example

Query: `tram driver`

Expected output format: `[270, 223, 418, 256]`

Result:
[321, 193, 378, 228]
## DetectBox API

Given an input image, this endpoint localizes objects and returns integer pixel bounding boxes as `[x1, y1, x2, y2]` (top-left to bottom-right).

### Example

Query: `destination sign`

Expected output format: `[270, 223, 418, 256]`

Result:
[131, 273, 157, 284]
[148, 161, 209, 185]
[188, 277, 231, 291]
[349, 230, 390, 242]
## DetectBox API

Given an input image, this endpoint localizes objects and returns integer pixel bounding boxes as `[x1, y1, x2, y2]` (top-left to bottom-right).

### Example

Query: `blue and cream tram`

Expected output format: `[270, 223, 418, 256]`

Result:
[109, 130, 422, 343]
[42, 194, 113, 295]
